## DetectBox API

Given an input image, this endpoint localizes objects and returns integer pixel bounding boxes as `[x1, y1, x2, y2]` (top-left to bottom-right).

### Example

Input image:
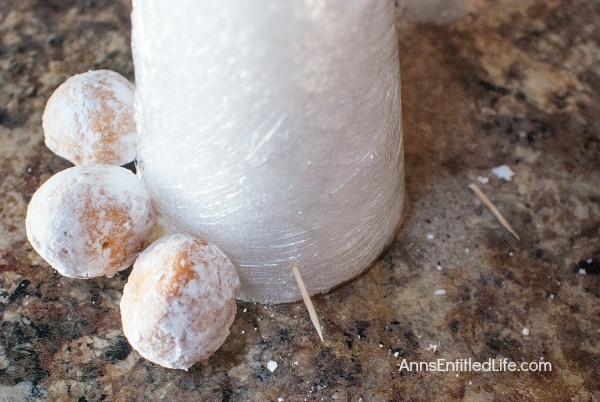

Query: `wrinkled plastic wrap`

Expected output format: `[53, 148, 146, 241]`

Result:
[132, 0, 405, 304]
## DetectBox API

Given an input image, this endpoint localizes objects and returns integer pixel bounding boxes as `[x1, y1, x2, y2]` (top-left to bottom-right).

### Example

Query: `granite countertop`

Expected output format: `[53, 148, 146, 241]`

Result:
[1, 0, 599, 400]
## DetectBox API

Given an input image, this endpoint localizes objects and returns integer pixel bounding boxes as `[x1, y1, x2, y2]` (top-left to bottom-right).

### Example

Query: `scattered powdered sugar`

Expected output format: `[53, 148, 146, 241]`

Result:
[522, 327, 530, 336]
[425, 342, 440, 352]
[477, 176, 489, 184]
[120, 233, 240, 370]
[491, 165, 515, 181]
[433, 289, 446, 295]
[25, 165, 155, 278]
[267, 360, 279, 372]
[426, 233, 434, 240]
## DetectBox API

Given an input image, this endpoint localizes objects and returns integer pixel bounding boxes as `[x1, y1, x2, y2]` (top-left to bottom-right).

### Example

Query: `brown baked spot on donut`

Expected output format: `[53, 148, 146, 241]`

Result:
[158, 248, 201, 298]
[80, 187, 133, 269]
[86, 78, 135, 164]
[194, 239, 209, 247]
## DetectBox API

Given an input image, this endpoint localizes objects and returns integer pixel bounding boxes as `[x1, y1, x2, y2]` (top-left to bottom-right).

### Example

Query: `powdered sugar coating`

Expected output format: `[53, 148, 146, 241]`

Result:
[43, 70, 137, 166]
[26, 165, 155, 278]
[120, 234, 240, 370]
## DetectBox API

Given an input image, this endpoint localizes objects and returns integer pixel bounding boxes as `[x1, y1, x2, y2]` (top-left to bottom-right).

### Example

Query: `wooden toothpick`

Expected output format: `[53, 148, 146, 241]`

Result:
[468, 183, 520, 240]
[291, 265, 324, 342]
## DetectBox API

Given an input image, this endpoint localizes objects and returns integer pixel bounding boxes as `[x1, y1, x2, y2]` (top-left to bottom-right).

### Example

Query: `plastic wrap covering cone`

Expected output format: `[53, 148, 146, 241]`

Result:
[132, 0, 404, 304]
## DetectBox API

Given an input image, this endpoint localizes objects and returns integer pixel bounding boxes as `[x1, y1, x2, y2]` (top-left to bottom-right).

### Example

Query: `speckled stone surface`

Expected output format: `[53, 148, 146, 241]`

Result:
[1, 0, 599, 400]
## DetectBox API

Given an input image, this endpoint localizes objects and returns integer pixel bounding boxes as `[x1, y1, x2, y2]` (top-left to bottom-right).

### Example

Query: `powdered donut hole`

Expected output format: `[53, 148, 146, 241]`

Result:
[26, 165, 155, 278]
[43, 70, 137, 166]
[120, 233, 240, 370]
